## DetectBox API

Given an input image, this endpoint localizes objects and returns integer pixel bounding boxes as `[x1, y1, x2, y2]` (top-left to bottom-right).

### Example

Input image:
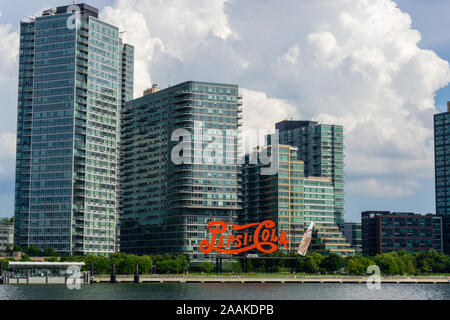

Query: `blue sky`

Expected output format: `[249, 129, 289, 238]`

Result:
[0, 0, 449, 222]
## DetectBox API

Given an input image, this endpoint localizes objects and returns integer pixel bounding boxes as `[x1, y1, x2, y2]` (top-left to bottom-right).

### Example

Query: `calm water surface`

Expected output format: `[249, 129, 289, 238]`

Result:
[0, 283, 449, 300]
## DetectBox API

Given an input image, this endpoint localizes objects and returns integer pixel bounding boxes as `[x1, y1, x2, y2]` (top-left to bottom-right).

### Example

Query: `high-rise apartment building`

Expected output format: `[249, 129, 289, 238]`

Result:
[14, 3, 134, 255]
[242, 144, 354, 256]
[0, 219, 14, 254]
[120, 81, 242, 262]
[434, 103, 450, 254]
[361, 211, 443, 256]
[275, 121, 345, 228]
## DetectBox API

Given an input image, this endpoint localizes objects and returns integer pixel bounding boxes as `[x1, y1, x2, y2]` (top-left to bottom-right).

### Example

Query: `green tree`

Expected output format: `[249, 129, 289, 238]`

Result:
[24, 246, 42, 257]
[61, 255, 85, 263]
[0, 218, 13, 225]
[84, 255, 110, 274]
[5, 244, 13, 254]
[173, 255, 189, 273]
[320, 253, 344, 273]
[153, 255, 189, 274]
[299, 252, 324, 273]
[445, 254, 450, 273]
[414, 250, 448, 274]
[345, 256, 375, 275]
[45, 256, 59, 262]
[395, 251, 416, 275]
[20, 254, 31, 262]
[1, 257, 15, 271]
[43, 246, 55, 257]
[110, 253, 132, 274]
[373, 252, 406, 275]
[156, 259, 175, 273]
[137, 255, 153, 274]
[200, 261, 214, 273]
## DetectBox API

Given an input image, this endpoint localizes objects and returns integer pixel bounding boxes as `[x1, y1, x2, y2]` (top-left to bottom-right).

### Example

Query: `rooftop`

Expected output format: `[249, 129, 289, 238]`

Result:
[276, 120, 318, 132]
[55, 3, 99, 19]
[362, 211, 437, 217]
[8, 262, 85, 268]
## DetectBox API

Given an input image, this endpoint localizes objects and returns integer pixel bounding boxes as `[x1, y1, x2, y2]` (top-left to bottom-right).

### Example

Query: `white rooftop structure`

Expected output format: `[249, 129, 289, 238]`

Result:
[8, 262, 85, 268]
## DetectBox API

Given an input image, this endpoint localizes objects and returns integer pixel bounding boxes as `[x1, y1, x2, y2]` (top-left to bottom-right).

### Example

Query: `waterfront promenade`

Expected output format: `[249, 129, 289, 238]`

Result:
[2, 274, 449, 285]
[93, 274, 450, 284]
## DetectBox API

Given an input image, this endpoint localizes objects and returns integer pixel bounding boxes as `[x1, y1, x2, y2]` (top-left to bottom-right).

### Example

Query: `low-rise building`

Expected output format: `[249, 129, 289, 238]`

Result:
[361, 211, 443, 256]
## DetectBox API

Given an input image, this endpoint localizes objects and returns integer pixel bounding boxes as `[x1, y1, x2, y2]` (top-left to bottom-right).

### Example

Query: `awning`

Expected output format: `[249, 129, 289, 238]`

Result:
[8, 262, 85, 268]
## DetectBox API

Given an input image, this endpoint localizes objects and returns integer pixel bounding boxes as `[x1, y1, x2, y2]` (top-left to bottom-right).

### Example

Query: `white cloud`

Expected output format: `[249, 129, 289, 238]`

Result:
[241, 88, 299, 132]
[102, 0, 234, 98]
[347, 178, 420, 198]
[0, 0, 20, 177]
[0, 132, 16, 178]
[0, 22, 19, 180]
[241, 88, 299, 152]
[99, 0, 449, 201]
[0, 23, 19, 82]
[0, 132, 16, 159]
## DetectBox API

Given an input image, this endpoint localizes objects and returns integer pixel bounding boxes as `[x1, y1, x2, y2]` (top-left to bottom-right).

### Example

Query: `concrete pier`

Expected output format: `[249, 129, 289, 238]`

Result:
[3, 276, 86, 284]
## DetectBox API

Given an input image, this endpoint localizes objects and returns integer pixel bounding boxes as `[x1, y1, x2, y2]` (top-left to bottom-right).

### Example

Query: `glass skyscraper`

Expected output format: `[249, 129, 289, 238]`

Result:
[120, 81, 242, 262]
[434, 103, 450, 254]
[14, 4, 134, 255]
[242, 145, 354, 255]
[275, 120, 345, 228]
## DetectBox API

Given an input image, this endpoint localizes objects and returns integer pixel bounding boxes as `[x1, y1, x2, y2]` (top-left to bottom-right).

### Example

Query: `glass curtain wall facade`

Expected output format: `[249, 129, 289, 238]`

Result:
[275, 121, 345, 228]
[14, 4, 134, 255]
[241, 145, 307, 250]
[434, 103, 450, 254]
[120, 81, 242, 262]
[343, 222, 362, 254]
[242, 145, 354, 255]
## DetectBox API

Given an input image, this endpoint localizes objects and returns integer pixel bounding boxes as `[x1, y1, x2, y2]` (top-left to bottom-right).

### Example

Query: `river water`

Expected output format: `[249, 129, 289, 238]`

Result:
[0, 283, 449, 300]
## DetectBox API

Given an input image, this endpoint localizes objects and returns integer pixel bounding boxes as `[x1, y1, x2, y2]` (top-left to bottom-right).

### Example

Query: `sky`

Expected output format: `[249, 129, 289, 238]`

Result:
[0, 0, 449, 222]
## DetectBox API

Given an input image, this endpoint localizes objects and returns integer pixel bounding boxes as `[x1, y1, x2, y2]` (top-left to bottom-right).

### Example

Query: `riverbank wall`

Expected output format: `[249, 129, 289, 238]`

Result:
[91, 275, 450, 284]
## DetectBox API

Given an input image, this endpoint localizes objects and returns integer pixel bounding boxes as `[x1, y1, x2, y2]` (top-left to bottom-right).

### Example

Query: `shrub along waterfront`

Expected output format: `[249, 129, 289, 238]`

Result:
[2, 248, 449, 276]
[286, 250, 449, 275]
[58, 253, 188, 275]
